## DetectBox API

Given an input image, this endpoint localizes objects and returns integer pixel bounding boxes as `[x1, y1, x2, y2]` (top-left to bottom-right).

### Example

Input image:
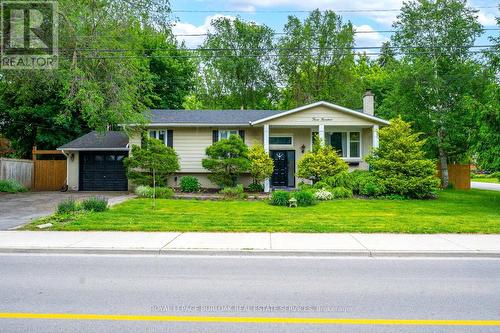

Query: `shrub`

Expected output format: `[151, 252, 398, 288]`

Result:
[269, 190, 290, 206]
[124, 137, 180, 187]
[314, 188, 333, 201]
[360, 180, 386, 197]
[292, 190, 316, 206]
[81, 196, 108, 212]
[220, 184, 246, 200]
[366, 117, 440, 199]
[326, 171, 353, 189]
[0, 179, 27, 193]
[180, 176, 200, 192]
[298, 182, 313, 191]
[202, 135, 250, 187]
[247, 182, 264, 193]
[351, 170, 372, 194]
[248, 143, 274, 186]
[134, 185, 174, 199]
[57, 197, 79, 214]
[297, 136, 348, 183]
[331, 187, 353, 199]
[313, 180, 330, 190]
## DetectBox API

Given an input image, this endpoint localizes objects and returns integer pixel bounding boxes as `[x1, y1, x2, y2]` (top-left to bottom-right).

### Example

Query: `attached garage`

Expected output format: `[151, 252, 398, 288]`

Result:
[59, 131, 130, 191]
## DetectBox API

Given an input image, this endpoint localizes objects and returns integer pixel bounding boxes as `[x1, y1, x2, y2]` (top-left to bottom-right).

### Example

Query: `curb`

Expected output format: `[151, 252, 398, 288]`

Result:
[1, 248, 500, 258]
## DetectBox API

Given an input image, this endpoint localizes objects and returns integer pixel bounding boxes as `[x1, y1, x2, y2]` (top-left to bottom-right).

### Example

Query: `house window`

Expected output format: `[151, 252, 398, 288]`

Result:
[149, 130, 166, 144]
[269, 136, 293, 145]
[324, 131, 361, 159]
[219, 130, 239, 140]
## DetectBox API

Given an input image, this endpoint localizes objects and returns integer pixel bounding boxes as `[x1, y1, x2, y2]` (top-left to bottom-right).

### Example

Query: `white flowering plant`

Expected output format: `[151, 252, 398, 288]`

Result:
[313, 188, 333, 201]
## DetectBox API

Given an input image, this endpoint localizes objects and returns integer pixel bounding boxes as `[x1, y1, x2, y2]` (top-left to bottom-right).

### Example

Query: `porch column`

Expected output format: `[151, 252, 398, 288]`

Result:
[372, 125, 379, 149]
[263, 124, 270, 193]
[318, 124, 325, 144]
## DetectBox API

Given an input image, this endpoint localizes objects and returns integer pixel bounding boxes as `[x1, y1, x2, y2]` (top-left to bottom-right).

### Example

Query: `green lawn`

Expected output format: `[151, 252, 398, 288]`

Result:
[471, 178, 500, 184]
[26, 189, 500, 233]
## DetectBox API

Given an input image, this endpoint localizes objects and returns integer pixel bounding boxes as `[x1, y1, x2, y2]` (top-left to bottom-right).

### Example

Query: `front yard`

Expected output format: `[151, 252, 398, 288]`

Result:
[26, 189, 500, 233]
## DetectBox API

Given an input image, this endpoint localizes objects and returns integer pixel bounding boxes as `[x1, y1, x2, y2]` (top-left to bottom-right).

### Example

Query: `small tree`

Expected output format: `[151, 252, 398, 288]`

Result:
[366, 117, 440, 198]
[248, 143, 274, 187]
[124, 137, 180, 187]
[202, 134, 250, 187]
[297, 136, 348, 183]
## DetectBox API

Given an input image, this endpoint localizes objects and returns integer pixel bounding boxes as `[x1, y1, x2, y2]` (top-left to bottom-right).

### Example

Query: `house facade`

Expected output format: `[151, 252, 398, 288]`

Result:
[59, 92, 389, 192]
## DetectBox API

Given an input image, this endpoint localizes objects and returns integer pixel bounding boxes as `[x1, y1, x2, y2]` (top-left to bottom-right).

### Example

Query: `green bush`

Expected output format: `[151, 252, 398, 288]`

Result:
[331, 187, 353, 199]
[326, 171, 353, 189]
[298, 182, 313, 191]
[247, 182, 264, 193]
[57, 197, 79, 214]
[0, 179, 27, 193]
[220, 184, 246, 200]
[180, 176, 200, 192]
[81, 196, 108, 212]
[360, 181, 386, 197]
[313, 180, 330, 190]
[269, 190, 290, 206]
[350, 170, 372, 194]
[313, 188, 333, 200]
[292, 190, 316, 206]
[134, 185, 174, 199]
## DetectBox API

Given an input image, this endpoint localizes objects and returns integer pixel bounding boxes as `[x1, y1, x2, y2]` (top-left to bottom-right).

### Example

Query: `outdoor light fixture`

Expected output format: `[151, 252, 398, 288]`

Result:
[301, 144, 306, 153]
[70, 153, 75, 161]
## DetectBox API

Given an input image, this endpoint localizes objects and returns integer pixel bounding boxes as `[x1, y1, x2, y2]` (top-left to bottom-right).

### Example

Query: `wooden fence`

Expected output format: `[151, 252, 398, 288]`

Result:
[0, 157, 33, 189]
[32, 148, 67, 191]
[437, 163, 471, 190]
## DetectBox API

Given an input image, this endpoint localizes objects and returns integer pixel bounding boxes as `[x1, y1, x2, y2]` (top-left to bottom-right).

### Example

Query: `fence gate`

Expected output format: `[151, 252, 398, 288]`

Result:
[437, 163, 471, 190]
[32, 148, 67, 191]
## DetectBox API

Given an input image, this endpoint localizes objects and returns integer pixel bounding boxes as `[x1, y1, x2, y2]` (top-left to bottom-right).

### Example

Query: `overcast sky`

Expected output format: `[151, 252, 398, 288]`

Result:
[169, 0, 498, 52]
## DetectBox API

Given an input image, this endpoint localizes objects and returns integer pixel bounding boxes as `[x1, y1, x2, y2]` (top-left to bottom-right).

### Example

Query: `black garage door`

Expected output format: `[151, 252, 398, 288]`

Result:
[79, 152, 128, 191]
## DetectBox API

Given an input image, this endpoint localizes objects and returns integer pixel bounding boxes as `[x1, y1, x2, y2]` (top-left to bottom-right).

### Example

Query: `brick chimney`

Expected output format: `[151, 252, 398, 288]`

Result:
[363, 90, 374, 116]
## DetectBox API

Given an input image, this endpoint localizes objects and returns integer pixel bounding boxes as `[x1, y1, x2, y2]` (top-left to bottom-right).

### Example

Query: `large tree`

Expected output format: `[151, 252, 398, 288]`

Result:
[277, 10, 358, 109]
[195, 17, 278, 109]
[380, 0, 484, 187]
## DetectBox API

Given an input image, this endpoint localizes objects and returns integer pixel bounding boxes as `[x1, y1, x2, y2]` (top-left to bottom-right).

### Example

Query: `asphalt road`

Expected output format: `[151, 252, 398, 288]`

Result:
[0, 254, 499, 333]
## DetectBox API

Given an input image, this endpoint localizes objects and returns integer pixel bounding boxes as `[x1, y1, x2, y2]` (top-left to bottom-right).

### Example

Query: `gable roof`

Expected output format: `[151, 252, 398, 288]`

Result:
[148, 109, 285, 126]
[58, 131, 129, 151]
[250, 101, 390, 125]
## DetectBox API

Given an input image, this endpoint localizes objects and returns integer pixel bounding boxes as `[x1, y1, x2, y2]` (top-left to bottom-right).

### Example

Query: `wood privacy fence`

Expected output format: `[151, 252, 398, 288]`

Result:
[0, 158, 33, 189]
[437, 163, 471, 190]
[32, 148, 67, 191]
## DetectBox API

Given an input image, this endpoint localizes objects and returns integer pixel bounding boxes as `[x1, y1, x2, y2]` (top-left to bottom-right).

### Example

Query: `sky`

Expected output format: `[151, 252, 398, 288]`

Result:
[169, 0, 499, 53]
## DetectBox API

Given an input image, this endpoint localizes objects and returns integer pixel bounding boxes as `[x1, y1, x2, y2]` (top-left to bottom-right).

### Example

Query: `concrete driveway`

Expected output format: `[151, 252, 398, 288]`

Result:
[471, 181, 500, 191]
[0, 192, 131, 230]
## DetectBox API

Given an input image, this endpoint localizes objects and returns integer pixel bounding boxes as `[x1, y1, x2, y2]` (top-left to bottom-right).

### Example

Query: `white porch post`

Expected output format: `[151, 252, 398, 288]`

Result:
[372, 125, 379, 149]
[318, 124, 325, 144]
[263, 124, 270, 193]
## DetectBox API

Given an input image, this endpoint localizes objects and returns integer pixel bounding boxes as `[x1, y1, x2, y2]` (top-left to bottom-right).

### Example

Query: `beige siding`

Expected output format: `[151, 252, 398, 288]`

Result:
[128, 133, 142, 147]
[265, 105, 375, 126]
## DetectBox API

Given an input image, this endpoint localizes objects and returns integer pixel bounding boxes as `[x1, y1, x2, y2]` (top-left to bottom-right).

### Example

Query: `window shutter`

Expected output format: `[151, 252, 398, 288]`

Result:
[167, 130, 173, 148]
[238, 130, 245, 143]
[212, 130, 219, 143]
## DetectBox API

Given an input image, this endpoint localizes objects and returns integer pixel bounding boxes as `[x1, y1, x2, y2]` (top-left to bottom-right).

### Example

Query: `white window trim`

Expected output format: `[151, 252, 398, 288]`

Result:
[218, 129, 239, 140]
[149, 130, 167, 145]
[269, 134, 294, 147]
[327, 131, 362, 160]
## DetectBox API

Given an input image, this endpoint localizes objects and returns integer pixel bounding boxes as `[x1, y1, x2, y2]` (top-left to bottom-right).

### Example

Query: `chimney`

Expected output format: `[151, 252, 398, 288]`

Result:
[363, 90, 374, 116]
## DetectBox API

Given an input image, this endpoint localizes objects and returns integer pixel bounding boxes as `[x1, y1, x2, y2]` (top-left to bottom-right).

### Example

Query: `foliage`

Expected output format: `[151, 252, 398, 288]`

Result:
[350, 170, 385, 197]
[57, 198, 80, 214]
[292, 190, 316, 207]
[298, 182, 313, 191]
[81, 196, 109, 212]
[248, 143, 274, 186]
[134, 185, 174, 199]
[297, 137, 348, 183]
[124, 137, 180, 187]
[180, 176, 201, 192]
[366, 117, 440, 198]
[202, 135, 250, 187]
[269, 190, 290, 206]
[326, 171, 353, 189]
[247, 182, 264, 193]
[331, 187, 353, 199]
[220, 185, 246, 200]
[313, 181, 331, 191]
[0, 179, 27, 193]
[314, 189, 333, 201]
[195, 17, 278, 109]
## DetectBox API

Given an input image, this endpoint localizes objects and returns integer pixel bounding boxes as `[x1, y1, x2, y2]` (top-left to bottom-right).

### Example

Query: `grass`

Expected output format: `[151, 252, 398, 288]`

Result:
[25, 189, 500, 233]
[471, 178, 499, 184]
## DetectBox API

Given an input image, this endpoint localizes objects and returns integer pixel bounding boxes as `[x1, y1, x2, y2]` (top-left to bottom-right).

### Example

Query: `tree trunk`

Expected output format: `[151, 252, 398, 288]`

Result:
[438, 129, 449, 188]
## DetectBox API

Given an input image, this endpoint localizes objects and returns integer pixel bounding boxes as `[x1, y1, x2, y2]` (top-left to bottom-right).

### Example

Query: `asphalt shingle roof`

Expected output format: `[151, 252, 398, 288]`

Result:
[58, 131, 129, 150]
[148, 109, 285, 124]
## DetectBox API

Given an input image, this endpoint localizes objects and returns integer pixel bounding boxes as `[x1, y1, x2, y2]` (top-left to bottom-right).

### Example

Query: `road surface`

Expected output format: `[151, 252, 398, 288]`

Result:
[0, 253, 499, 332]
[471, 181, 500, 191]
